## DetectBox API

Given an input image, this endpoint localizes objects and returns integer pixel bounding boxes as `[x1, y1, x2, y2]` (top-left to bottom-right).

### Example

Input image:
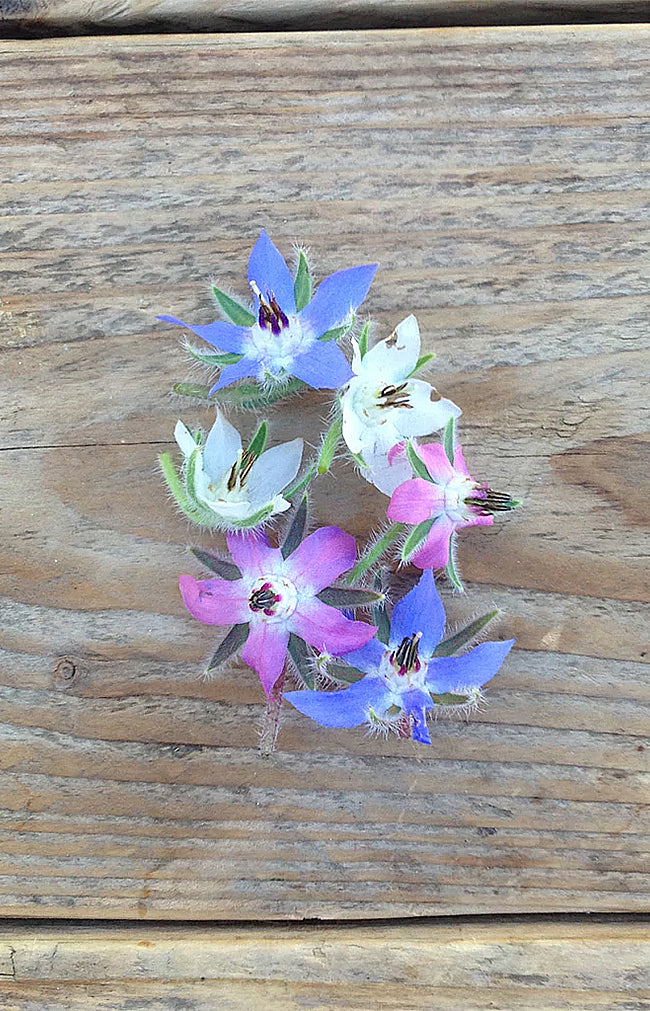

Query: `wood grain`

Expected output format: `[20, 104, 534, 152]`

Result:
[0, 27, 649, 921]
[0, 918, 649, 1010]
[1, 0, 649, 38]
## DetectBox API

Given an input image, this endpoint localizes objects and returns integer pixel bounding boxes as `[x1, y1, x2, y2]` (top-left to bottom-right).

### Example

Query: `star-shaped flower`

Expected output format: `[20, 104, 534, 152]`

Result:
[180, 527, 377, 696]
[285, 570, 515, 744]
[159, 230, 377, 395]
[340, 315, 461, 495]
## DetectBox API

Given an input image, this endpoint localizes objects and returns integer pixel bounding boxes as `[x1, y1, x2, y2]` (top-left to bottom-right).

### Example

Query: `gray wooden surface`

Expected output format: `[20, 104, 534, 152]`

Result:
[0, 26, 648, 922]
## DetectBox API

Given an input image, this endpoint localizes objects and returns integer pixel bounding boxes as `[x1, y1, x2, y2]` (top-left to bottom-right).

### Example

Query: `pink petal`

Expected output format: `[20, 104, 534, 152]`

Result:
[226, 529, 283, 578]
[179, 574, 249, 626]
[417, 442, 456, 484]
[411, 515, 458, 569]
[453, 445, 472, 478]
[283, 526, 357, 592]
[241, 621, 289, 696]
[459, 513, 494, 530]
[291, 599, 377, 655]
[387, 478, 444, 525]
[387, 441, 406, 465]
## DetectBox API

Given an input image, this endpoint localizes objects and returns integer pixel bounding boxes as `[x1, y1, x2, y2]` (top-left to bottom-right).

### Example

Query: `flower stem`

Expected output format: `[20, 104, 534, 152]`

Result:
[259, 669, 286, 757]
[345, 523, 405, 584]
[317, 414, 343, 474]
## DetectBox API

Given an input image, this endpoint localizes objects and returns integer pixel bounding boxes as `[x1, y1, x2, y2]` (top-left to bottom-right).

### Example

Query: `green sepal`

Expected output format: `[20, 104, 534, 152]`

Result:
[443, 417, 455, 465]
[430, 692, 470, 706]
[287, 633, 315, 689]
[372, 573, 391, 645]
[401, 518, 435, 561]
[284, 463, 316, 501]
[445, 552, 464, 592]
[173, 382, 213, 400]
[316, 587, 384, 608]
[214, 378, 306, 410]
[345, 523, 405, 585]
[189, 547, 242, 581]
[319, 318, 354, 342]
[408, 351, 436, 377]
[206, 623, 249, 673]
[159, 453, 215, 526]
[317, 415, 342, 474]
[247, 420, 268, 460]
[406, 439, 433, 482]
[229, 504, 274, 529]
[326, 663, 365, 684]
[281, 493, 308, 559]
[184, 447, 203, 506]
[349, 449, 367, 468]
[294, 251, 311, 311]
[358, 321, 370, 359]
[212, 285, 256, 326]
[186, 345, 243, 368]
[433, 610, 500, 657]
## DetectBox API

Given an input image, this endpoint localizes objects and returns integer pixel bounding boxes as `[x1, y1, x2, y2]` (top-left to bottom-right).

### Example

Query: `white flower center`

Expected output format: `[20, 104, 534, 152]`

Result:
[441, 474, 480, 523]
[246, 316, 315, 375]
[378, 634, 430, 703]
[248, 575, 298, 622]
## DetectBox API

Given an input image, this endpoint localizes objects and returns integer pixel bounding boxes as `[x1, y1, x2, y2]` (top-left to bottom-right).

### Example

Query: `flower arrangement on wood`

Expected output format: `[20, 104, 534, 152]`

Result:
[159, 232, 521, 751]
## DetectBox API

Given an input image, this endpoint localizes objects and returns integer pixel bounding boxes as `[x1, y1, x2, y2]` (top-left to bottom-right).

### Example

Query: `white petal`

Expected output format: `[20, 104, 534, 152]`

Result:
[341, 384, 367, 455]
[202, 410, 242, 482]
[363, 446, 413, 496]
[350, 337, 363, 376]
[246, 438, 303, 507]
[361, 314, 421, 383]
[394, 381, 462, 438]
[174, 420, 197, 459]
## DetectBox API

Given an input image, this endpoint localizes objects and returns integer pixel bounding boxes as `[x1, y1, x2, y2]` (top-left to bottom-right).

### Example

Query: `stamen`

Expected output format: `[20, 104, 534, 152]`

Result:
[466, 487, 519, 513]
[249, 585, 281, 613]
[390, 631, 422, 675]
[250, 281, 289, 334]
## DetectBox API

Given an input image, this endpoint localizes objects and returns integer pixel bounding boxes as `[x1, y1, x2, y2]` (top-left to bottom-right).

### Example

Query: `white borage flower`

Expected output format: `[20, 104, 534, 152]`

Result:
[172, 411, 303, 530]
[340, 314, 461, 496]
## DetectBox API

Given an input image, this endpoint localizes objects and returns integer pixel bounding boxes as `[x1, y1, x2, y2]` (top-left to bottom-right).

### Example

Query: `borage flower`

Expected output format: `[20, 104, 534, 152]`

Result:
[340, 315, 461, 495]
[387, 441, 520, 571]
[180, 527, 376, 696]
[171, 411, 303, 530]
[159, 230, 377, 394]
[285, 570, 515, 744]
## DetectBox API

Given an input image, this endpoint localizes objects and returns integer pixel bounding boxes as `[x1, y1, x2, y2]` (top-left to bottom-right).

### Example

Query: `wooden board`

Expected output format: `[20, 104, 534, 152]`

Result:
[1, 0, 649, 38]
[0, 918, 649, 1010]
[0, 27, 649, 921]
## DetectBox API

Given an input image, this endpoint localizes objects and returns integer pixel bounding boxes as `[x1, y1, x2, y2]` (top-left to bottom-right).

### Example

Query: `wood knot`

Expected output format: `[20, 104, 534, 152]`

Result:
[53, 657, 78, 687]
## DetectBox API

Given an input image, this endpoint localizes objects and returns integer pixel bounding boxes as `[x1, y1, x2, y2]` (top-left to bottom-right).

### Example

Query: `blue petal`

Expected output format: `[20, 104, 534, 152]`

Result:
[389, 570, 446, 657]
[291, 340, 354, 390]
[247, 230, 296, 315]
[401, 687, 434, 745]
[300, 264, 378, 335]
[208, 356, 260, 395]
[425, 639, 516, 694]
[284, 675, 390, 728]
[342, 637, 386, 675]
[157, 315, 248, 354]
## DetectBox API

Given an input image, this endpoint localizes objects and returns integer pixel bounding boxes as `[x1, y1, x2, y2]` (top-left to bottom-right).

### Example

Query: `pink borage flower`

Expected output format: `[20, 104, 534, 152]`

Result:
[180, 527, 377, 696]
[387, 441, 519, 570]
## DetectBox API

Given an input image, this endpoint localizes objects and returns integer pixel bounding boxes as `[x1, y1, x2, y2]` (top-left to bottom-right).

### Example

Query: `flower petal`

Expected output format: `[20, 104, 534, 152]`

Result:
[157, 314, 248, 353]
[401, 687, 434, 744]
[208, 356, 261, 395]
[387, 478, 444, 525]
[241, 620, 290, 696]
[389, 569, 446, 656]
[360, 314, 421, 383]
[174, 420, 197, 459]
[300, 263, 378, 335]
[291, 340, 354, 390]
[246, 438, 303, 508]
[395, 384, 462, 438]
[179, 574, 249, 625]
[416, 442, 456, 484]
[425, 639, 516, 693]
[341, 636, 386, 675]
[226, 529, 283, 578]
[411, 515, 457, 570]
[363, 446, 414, 497]
[284, 526, 357, 592]
[247, 230, 297, 315]
[202, 410, 242, 482]
[285, 674, 390, 728]
[453, 445, 471, 477]
[291, 599, 377, 655]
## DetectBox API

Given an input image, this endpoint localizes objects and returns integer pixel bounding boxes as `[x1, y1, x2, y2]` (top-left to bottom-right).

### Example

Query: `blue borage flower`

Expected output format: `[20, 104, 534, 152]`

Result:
[159, 230, 378, 395]
[284, 570, 515, 745]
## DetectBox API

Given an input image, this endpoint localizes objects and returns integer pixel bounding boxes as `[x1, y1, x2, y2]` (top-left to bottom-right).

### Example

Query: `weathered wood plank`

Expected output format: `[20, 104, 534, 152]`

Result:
[1, 0, 649, 38]
[0, 918, 649, 1010]
[0, 27, 648, 920]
